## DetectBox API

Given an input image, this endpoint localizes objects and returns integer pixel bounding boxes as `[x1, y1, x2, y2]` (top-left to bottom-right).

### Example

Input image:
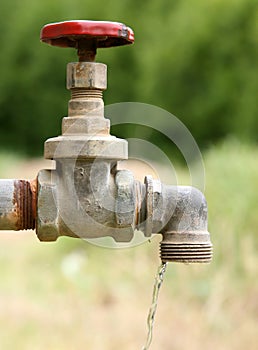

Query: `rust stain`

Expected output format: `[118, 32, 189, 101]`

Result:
[134, 181, 142, 226]
[13, 180, 36, 230]
[30, 178, 37, 229]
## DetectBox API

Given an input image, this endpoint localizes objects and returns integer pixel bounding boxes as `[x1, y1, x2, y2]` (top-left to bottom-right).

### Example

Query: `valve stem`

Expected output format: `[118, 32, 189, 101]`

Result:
[70, 88, 103, 100]
[77, 38, 97, 62]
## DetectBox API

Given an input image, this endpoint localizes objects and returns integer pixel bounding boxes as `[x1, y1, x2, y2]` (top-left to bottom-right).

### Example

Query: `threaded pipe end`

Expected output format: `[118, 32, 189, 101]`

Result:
[71, 88, 103, 99]
[14, 180, 36, 230]
[160, 242, 213, 264]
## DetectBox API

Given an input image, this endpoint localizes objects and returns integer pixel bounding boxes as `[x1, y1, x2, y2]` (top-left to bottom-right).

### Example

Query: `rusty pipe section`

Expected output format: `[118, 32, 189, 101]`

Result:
[0, 180, 36, 230]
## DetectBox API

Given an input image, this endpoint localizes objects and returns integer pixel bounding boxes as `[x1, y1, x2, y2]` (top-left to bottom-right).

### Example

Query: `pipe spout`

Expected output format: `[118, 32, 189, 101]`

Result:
[155, 185, 212, 263]
[148, 180, 212, 263]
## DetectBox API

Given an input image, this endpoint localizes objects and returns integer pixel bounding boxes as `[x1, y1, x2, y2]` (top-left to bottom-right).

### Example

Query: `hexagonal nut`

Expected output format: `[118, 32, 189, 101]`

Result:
[67, 62, 107, 90]
[142, 176, 162, 236]
[115, 170, 135, 227]
[62, 116, 110, 135]
[148, 177, 163, 233]
[44, 135, 128, 160]
[68, 99, 104, 118]
[36, 169, 59, 241]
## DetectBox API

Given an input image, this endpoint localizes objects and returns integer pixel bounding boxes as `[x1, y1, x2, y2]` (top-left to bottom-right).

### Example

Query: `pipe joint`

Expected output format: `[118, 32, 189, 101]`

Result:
[158, 185, 212, 263]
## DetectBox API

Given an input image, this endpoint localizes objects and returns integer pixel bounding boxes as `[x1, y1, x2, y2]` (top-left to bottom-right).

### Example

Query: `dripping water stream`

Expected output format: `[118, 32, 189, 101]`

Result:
[142, 262, 167, 350]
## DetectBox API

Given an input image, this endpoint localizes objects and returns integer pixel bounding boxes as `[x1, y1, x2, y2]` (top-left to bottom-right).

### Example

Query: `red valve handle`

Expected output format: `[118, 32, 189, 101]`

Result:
[40, 20, 134, 49]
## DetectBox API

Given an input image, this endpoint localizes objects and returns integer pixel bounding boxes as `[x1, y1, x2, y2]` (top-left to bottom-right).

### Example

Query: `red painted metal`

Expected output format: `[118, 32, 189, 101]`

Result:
[40, 20, 134, 48]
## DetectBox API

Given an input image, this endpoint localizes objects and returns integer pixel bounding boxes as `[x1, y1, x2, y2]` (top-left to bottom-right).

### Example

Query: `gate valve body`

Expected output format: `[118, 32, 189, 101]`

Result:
[0, 20, 212, 264]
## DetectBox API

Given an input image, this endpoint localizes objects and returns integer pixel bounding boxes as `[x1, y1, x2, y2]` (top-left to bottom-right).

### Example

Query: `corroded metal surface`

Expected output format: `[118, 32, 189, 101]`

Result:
[0, 179, 35, 230]
[158, 186, 212, 263]
[67, 62, 107, 90]
[160, 242, 213, 263]
[44, 136, 128, 160]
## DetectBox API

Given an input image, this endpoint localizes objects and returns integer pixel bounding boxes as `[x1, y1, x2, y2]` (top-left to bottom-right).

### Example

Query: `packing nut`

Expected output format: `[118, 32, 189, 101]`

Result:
[67, 62, 107, 90]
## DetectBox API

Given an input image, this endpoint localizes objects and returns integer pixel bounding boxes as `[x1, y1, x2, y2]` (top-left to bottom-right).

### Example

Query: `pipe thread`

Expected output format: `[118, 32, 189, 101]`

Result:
[71, 88, 103, 99]
[160, 242, 213, 263]
[14, 180, 35, 230]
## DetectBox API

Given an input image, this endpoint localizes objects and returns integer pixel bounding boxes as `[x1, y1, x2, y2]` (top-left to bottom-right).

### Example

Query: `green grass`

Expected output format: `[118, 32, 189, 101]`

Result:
[0, 138, 258, 349]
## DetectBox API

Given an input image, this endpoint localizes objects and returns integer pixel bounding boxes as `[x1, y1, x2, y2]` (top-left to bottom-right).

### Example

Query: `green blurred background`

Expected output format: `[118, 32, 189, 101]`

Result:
[0, 0, 258, 349]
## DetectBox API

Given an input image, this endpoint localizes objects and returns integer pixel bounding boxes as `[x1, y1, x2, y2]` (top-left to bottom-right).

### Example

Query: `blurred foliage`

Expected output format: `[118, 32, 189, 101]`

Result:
[0, 0, 257, 155]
